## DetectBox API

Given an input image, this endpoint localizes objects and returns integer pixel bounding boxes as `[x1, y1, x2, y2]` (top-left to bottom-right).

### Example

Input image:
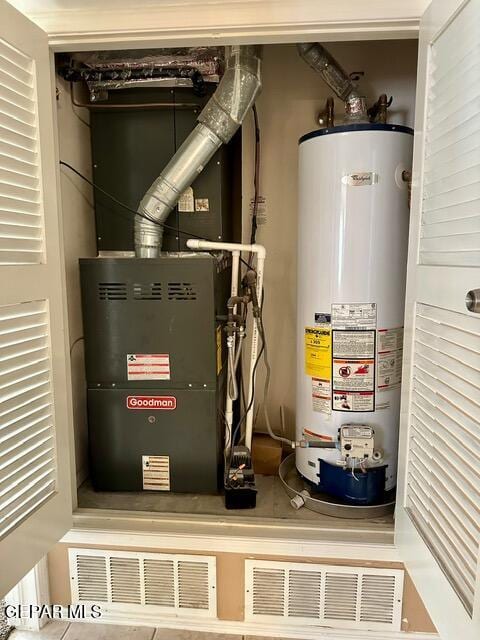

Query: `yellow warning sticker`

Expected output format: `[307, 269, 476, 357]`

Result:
[216, 325, 223, 375]
[305, 326, 331, 379]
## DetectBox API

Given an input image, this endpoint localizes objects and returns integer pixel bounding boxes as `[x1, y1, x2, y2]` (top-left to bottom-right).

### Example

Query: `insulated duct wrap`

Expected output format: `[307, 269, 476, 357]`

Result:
[135, 45, 262, 257]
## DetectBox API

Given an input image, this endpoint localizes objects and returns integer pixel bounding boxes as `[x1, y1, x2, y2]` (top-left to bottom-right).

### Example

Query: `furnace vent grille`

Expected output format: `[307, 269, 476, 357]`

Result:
[69, 549, 216, 618]
[245, 560, 404, 631]
[167, 282, 197, 301]
[97, 283, 127, 301]
[133, 283, 162, 300]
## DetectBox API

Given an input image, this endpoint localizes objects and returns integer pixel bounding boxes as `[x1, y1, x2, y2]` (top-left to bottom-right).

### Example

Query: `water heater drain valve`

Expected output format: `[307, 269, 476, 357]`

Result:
[339, 425, 375, 460]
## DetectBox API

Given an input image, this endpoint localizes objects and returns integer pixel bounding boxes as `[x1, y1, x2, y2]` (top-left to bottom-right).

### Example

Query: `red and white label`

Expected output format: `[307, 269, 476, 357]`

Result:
[311, 377, 331, 414]
[126, 395, 177, 410]
[127, 354, 170, 381]
[377, 327, 404, 390]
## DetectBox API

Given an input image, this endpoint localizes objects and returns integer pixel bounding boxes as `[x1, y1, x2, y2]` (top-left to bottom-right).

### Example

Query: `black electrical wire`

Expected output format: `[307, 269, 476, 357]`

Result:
[249, 104, 261, 246]
[224, 337, 264, 486]
[224, 287, 265, 485]
[69, 335, 84, 356]
[59, 160, 212, 242]
[239, 256, 256, 272]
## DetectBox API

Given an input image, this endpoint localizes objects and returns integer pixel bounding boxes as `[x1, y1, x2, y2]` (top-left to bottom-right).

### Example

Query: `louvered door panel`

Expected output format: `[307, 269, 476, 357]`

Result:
[407, 303, 480, 614]
[0, 36, 44, 266]
[69, 549, 216, 618]
[0, 0, 72, 597]
[245, 560, 404, 631]
[419, 0, 480, 267]
[0, 300, 55, 538]
[396, 1, 480, 638]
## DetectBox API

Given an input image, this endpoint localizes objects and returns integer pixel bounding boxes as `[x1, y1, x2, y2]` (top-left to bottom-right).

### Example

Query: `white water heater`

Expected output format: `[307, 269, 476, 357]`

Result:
[296, 123, 413, 505]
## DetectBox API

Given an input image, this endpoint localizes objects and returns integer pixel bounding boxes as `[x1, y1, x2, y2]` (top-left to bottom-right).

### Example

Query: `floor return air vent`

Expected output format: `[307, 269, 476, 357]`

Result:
[68, 549, 217, 618]
[245, 560, 404, 632]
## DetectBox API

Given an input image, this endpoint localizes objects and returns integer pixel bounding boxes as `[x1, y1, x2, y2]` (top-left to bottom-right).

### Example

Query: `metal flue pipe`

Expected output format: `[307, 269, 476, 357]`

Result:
[297, 43, 367, 121]
[296, 42, 357, 102]
[135, 45, 262, 257]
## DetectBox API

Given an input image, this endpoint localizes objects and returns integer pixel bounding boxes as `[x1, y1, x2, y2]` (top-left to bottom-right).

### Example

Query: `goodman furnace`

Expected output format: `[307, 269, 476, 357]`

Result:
[80, 254, 229, 493]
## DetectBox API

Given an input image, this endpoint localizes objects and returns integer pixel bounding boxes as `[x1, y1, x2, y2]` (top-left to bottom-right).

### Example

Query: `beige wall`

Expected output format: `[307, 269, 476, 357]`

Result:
[241, 41, 418, 438]
[56, 77, 97, 487]
[48, 543, 435, 633]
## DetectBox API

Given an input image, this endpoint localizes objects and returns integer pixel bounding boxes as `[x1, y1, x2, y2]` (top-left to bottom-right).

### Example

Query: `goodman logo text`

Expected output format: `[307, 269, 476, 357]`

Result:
[126, 395, 177, 410]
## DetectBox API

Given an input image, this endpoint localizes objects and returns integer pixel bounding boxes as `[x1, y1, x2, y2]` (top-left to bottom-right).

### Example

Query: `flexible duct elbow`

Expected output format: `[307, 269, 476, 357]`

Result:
[135, 45, 262, 257]
[297, 43, 369, 122]
[297, 42, 356, 102]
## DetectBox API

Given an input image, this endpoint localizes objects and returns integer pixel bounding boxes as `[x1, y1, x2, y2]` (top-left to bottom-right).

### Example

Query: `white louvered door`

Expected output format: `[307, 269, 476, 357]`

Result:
[0, 1, 72, 596]
[396, 1, 480, 639]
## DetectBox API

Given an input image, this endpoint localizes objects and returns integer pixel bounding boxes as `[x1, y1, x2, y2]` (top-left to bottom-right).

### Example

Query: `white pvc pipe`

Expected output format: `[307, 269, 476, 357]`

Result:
[187, 239, 266, 451]
[187, 240, 266, 259]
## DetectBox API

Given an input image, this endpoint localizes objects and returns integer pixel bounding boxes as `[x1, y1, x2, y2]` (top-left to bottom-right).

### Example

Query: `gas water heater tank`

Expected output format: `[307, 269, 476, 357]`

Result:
[296, 123, 413, 505]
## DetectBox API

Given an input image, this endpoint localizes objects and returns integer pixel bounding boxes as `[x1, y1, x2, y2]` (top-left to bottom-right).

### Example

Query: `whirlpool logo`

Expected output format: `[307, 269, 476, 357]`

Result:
[342, 172, 378, 186]
[126, 395, 177, 410]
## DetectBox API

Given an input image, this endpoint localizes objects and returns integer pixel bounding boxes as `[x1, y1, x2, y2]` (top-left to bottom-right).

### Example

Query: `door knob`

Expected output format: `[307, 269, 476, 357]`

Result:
[465, 289, 480, 313]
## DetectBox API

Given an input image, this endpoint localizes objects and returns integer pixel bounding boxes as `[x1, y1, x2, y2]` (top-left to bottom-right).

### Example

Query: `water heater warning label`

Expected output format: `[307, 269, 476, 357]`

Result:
[333, 359, 374, 391]
[377, 327, 404, 390]
[333, 391, 374, 412]
[127, 354, 171, 380]
[312, 377, 331, 414]
[331, 303, 376, 330]
[331, 326, 376, 413]
[332, 330, 375, 358]
[304, 327, 331, 379]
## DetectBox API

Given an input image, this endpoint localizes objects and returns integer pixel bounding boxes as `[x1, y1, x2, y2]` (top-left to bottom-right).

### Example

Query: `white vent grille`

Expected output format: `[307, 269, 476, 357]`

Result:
[75, 555, 108, 603]
[324, 572, 358, 622]
[406, 303, 480, 616]
[0, 299, 55, 538]
[144, 559, 175, 607]
[69, 549, 216, 618]
[0, 37, 44, 265]
[419, 0, 480, 267]
[110, 557, 141, 605]
[245, 560, 404, 631]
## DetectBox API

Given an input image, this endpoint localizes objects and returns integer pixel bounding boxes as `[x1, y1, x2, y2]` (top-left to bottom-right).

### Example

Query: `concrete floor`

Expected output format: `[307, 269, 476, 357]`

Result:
[77, 474, 394, 531]
[11, 621, 290, 640]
